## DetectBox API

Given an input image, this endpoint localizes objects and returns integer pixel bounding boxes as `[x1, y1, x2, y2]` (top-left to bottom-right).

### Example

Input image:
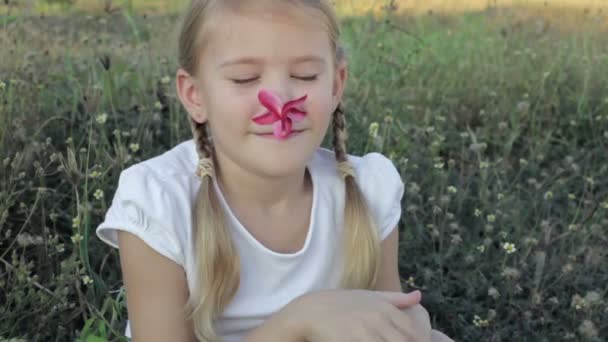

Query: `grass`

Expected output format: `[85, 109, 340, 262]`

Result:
[1, 1, 607, 341]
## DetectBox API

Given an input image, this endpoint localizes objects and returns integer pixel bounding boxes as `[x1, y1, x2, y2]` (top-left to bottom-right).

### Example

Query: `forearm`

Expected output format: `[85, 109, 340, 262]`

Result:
[244, 305, 308, 342]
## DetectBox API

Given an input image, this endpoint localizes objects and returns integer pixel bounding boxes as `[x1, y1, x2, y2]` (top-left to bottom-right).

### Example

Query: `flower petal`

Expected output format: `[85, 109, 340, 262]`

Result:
[252, 111, 279, 125]
[282, 94, 307, 115]
[258, 90, 283, 116]
[273, 119, 292, 139]
[286, 108, 306, 122]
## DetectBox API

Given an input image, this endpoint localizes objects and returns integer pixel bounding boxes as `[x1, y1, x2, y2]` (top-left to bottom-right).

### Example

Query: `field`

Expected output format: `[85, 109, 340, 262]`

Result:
[1, 0, 607, 341]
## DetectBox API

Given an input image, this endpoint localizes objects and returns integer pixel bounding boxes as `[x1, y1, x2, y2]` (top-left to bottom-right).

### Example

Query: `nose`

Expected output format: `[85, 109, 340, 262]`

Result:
[261, 73, 295, 104]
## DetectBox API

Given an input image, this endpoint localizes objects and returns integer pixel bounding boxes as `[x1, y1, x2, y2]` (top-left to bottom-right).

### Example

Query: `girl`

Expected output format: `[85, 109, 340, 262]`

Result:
[96, 0, 453, 341]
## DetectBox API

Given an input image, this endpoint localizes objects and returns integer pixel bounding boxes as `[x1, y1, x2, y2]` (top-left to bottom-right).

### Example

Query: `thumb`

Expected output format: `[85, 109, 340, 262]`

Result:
[375, 290, 421, 309]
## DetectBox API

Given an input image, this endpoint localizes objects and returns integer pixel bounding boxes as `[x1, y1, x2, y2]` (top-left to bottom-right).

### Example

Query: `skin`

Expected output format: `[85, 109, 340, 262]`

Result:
[118, 3, 453, 342]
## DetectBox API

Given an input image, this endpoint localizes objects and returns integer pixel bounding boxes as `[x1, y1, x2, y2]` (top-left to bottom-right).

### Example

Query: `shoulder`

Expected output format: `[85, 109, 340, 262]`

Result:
[96, 140, 198, 266]
[311, 148, 405, 240]
[311, 148, 402, 188]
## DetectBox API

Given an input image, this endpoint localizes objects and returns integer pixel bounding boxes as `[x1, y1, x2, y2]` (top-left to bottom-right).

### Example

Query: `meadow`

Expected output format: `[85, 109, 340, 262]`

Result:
[0, 0, 607, 341]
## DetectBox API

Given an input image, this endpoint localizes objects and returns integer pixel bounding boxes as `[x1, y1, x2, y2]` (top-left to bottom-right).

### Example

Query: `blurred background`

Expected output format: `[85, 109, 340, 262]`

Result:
[1, 0, 607, 341]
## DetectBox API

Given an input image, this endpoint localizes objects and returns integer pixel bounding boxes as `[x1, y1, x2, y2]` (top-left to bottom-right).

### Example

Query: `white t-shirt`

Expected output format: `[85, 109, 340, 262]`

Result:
[96, 139, 404, 341]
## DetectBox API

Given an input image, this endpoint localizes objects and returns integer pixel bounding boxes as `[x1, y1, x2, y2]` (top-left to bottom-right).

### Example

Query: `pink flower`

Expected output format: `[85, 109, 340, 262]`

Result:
[252, 89, 308, 140]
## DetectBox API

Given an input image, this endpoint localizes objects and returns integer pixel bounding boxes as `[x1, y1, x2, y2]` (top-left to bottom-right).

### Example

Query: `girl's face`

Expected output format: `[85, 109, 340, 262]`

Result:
[178, 5, 347, 178]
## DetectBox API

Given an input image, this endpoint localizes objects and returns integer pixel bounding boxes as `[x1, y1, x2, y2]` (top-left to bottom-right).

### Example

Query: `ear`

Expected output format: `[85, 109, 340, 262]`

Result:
[332, 60, 348, 110]
[176, 68, 207, 124]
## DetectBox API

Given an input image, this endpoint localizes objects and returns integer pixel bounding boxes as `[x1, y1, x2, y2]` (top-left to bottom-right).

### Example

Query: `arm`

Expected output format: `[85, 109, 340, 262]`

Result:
[117, 231, 195, 342]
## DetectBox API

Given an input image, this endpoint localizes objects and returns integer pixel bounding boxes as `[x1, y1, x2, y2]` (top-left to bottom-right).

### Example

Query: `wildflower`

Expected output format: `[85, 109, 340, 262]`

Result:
[473, 315, 489, 327]
[519, 158, 528, 166]
[450, 234, 462, 245]
[571, 294, 586, 310]
[487, 214, 496, 223]
[0, 80, 5, 92]
[72, 217, 80, 229]
[497, 193, 504, 200]
[488, 287, 500, 299]
[447, 186, 457, 194]
[82, 275, 93, 286]
[89, 170, 101, 179]
[459, 131, 469, 139]
[568, 193, 576, 200]
[476, 245, 485, 253]
[474, 208, 482, 217]
[543, 191, 553, 200]
[502, 242, 517, 254]
[154, 101, 163, 110]
[55, 243, 65, 253]
[368, 122, 379, 138]
[129, 143, 140, 153]
[434, 161, 444, 169]
[501, 267, 520, 280]
[479, 161, 489, 169]
[252, 89, 308, 140]
[568, 224, 579, 231]
[93, 189, 104, 200]
[96, 113, 108, 125]
[161, 75, 171, 85]
[578, 320, 598, 339]
[406, 276, 416, 287]
[601, 201, 608, 209]
[71, 233, 82, 244]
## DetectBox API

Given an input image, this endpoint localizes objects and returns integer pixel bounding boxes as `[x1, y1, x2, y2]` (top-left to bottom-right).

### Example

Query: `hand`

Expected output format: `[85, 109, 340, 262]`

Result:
[286, 289, 430, 342]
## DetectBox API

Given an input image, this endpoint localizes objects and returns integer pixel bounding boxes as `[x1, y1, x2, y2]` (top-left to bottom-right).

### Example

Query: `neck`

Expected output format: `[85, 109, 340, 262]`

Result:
[213, 154, 310, 217]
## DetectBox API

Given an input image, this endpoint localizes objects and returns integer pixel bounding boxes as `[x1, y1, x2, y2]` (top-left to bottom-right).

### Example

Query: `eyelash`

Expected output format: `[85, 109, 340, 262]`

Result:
[231, 75, 318, 84]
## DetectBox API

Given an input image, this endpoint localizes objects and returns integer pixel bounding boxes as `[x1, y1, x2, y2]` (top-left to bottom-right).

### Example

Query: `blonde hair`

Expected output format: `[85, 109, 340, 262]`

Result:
[178, 1, 380, 340]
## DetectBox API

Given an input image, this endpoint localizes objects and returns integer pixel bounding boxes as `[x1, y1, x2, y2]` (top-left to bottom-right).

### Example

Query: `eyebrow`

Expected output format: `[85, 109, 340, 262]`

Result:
[218, 55, 326, 68]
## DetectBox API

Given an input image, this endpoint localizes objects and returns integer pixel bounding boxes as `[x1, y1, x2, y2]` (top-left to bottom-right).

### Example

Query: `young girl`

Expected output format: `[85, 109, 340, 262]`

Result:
[96, 1, 453, 341]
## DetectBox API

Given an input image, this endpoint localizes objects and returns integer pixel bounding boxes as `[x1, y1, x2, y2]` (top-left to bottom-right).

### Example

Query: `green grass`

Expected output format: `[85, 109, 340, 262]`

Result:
[1, 1, 607, 341]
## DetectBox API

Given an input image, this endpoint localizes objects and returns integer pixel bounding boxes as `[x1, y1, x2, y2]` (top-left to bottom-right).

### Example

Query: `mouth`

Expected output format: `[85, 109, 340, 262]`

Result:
[254, 129, 307, 139]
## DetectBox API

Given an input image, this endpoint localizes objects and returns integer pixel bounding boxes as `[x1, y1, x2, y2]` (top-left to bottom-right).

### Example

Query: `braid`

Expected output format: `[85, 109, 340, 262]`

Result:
[332, 104, 380, 290]
[332, 105, 348, 162]
[332, 105, 356, 179]
[190, 118, 213, 159]
[187, 117, 240, 341]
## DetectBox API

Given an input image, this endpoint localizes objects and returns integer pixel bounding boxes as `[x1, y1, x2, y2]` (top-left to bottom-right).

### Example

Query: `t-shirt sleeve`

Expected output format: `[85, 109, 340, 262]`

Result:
[355, 153, 405, 241]
[95, 165, 185, 267]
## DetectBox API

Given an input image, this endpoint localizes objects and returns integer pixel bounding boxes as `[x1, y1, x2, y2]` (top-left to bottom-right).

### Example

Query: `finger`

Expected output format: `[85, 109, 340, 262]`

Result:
[386, 307, 418, 342]
[377, 323, 415, 342]
[390, 306, 432, 342]
[375, 290, 421, 309]
[431, 329, 454, 342]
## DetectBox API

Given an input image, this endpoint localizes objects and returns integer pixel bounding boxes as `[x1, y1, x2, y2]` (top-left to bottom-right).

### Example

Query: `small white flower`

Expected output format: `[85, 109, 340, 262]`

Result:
[0, 80, 6, 91]
[487, 214, 496, 223]
[96, 113, 108, 125]
[368, 122, 379, 138]
[502, 242, 517, 254]
[476, 245, 485, 253]
[71, 233, 82, 244]
[72, 217, 80, 228]
[129, 143, 140, 153]
[82, 275, 93, 286]
[161, 76, 171, 84]
[93, 189, 104, 200]
[154, 101, 163, 110]
[447, 186, 458, 194]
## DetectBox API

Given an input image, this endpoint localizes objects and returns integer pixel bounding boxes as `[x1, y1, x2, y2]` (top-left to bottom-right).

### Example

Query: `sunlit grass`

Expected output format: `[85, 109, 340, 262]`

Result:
[1, 0, 607, 341]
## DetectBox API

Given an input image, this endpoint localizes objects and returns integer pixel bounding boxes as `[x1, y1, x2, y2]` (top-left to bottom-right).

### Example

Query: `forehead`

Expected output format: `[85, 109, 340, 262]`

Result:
[199, 4, 334, 68]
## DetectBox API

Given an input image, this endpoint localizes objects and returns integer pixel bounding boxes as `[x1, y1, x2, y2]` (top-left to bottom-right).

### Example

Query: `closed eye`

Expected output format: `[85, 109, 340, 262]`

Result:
[231, 77, 259, 84]
[292, 75, 318, 81]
